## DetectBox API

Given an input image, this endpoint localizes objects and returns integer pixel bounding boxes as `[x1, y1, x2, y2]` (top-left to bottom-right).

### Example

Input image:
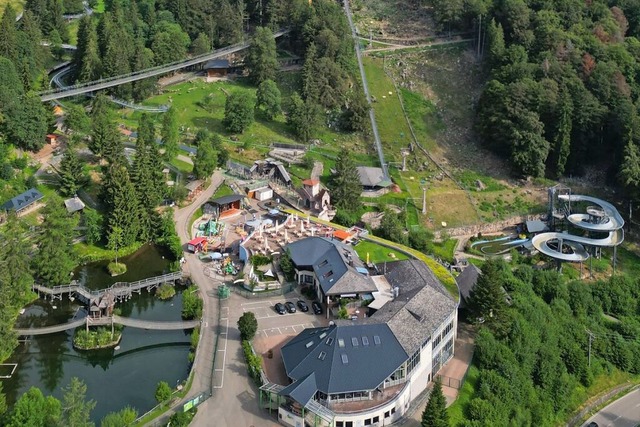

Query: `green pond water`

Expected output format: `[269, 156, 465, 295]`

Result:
[4, 244, 192, 422]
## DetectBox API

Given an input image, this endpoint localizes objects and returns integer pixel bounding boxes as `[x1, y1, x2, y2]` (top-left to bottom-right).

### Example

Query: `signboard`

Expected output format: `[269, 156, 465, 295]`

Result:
[183, 392, 206, 412]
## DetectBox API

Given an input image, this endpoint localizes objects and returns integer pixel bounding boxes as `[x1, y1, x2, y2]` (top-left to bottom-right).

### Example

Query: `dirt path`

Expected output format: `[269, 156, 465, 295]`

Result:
[364, 38, 474, 53]
[311, 161, 324, 180]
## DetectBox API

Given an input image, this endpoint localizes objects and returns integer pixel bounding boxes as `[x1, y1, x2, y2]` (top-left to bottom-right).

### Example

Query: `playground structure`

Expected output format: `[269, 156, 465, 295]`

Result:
[531, 187, 624, 265]
[470, 186, 624, 271]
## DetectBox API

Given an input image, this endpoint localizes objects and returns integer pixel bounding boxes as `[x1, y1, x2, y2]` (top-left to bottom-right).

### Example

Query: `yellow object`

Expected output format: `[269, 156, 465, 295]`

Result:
[366, 252, 370, 264]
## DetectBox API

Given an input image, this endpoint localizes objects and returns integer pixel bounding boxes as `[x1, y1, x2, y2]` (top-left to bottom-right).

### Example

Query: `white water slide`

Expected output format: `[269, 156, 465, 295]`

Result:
[531, 195, 624, 262]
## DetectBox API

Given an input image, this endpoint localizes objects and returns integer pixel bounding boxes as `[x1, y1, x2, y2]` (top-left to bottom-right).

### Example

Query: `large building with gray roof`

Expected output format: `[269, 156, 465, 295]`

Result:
[269, 254, 458, 427]
[286, 237, 378, 304]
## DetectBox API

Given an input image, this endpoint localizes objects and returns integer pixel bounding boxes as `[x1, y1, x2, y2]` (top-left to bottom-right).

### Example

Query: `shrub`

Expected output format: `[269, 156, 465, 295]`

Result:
[156, 283, 176, 300]
[238, 312, 258, 340]
[182, 285, 203, 319]
[155, 381, 172, 405]
[107, 262, 127, 276]
[241, 340, 263, 386]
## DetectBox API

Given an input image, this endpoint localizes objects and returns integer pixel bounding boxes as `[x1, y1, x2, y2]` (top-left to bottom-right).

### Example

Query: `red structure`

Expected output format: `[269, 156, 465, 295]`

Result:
[187, 237, 208, 253]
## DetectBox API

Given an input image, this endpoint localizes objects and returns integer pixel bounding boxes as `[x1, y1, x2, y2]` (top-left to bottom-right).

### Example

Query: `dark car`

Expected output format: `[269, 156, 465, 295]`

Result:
[285, 301, 297, 313]
[312, 301, 323, 315]
[297, 300, 309, 312]
[586, 423, 598, 427]
[274, 303, 286, 315]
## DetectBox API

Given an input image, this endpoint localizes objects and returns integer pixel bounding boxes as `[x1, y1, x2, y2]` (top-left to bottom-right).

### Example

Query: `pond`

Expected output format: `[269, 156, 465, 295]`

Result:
[73, 243, 174, 290]
[3, 244, 192, 422]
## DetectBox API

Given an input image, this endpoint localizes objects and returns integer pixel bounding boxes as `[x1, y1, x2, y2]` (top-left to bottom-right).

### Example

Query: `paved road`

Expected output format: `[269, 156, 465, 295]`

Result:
[583, 388, 640, 427]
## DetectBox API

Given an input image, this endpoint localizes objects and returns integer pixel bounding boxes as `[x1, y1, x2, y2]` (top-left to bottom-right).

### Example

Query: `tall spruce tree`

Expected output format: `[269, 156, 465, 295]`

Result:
[59, 147, 85, 196]
[194, 134, 218, 179]
[468, 259, 508, 330]
[161, 107, 179, 160]
[75, 17, 102, 82]
[103, 162, 141, 247]
[0, 213, 34, 308]
[131, 113, 163, 241]
[245, 26, 279, 85]
[61, 377, 96, 427]
[0, 5, 18, 62]
[421, 378, 448, 427]
[90, 94, 122, 162]
[331, 151, 362, 212]
[33, 198, 78, 286]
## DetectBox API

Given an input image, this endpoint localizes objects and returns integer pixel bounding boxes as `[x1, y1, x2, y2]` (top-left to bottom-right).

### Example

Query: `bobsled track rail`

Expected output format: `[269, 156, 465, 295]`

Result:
[531, 194, 624, 262]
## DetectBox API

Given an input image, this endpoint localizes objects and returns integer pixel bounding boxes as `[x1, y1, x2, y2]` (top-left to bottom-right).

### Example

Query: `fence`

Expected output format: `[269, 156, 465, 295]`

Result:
[230, 283, 295, 299]
[566, 384, 639, 427]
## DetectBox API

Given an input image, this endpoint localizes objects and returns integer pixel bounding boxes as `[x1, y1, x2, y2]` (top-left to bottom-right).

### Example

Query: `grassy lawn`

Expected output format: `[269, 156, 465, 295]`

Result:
[188, 206, 204, 239]
[354, 240, 408, 264]
[212, 184, 234, 199]
[74, 241, 144, 263]
[123, 77, 366, 163]
[398, 87, 444, 152]
[430, 238, 457, 263]
[447, 364, 479, 426]
[170, 157, 194, 174]
[362, 56, 412, 164]
[0, 0, 24, 15]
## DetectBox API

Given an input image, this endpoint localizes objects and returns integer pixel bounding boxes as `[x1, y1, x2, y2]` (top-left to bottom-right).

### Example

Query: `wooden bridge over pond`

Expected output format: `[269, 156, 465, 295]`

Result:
[32, 272, 184, 306]
[15, 315, 200, 336]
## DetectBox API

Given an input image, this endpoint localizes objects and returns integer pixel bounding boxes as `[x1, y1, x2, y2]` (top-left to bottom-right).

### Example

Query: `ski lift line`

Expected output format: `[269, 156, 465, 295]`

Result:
[38, 29, 290, 101]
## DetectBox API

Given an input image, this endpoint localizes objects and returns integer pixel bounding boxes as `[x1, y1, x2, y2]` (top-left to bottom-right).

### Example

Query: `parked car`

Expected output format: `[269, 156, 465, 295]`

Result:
[312, 301, 323, 315]
[297, 300, 309, 312]
[274, 303, 286, 315]
[586, 423, 598, 427]
[285, 301, 297, 313]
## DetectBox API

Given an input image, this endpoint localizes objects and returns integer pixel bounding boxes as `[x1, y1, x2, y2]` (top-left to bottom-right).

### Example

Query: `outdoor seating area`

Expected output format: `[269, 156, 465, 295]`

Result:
[241, 213, 343, 257]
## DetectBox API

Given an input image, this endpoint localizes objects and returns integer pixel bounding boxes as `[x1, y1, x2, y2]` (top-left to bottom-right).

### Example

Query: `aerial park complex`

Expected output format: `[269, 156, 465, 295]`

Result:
[532, 186, 625, 271]
[472, 185, 624, 272]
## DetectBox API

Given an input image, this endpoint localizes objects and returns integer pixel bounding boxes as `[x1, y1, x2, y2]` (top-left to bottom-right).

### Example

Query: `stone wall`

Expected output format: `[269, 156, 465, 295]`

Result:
[434, 215, 537, 239]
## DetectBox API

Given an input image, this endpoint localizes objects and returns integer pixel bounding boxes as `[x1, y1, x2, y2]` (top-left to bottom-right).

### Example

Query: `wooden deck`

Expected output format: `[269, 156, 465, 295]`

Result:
[15, 315, 200, 336]
[32, 271, 184, 304]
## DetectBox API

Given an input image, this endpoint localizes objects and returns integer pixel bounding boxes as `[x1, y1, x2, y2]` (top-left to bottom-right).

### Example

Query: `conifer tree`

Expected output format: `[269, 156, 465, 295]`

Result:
[0, 5, 18, 62]
[33, 198, 78, 286]
[421, 378, 449, 427]
[331, 150, 361, 212]
[131, 114, 164, 241]
[103, 163, 141, 247]
[245, 26, 279, 85]
[0, 213, 34, 307]
[75, 17, 102, 82]
[161, 107, 179, 160]
[468, 259, 508, 329]
[256, 79, 281, 120]
[194, 136, 218, 179]
[59, 147, 85, 196]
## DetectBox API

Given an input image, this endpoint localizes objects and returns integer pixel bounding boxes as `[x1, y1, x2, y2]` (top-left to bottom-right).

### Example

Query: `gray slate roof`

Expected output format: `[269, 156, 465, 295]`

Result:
[286, 237, 377, 295]
[356, 167, 392, 188]
[1, 188, 44, 212]
[281, 323, 407, 394]
[367, 260, 457, 355]
[64, 196, 85, 213]
[209, 194, 244, 205]
[455, 264, 481, 307]
[278, 373, 318, 406]
[204, 59, 230, 69]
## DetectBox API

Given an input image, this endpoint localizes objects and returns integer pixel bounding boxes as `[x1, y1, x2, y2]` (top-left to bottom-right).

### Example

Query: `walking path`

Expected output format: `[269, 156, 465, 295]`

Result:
[14, 316, 200, 336]
[310, 161, 324, 180]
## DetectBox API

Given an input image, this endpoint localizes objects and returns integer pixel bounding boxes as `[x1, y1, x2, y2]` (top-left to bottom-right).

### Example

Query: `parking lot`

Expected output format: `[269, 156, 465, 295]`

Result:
[239, 297, 327, 338]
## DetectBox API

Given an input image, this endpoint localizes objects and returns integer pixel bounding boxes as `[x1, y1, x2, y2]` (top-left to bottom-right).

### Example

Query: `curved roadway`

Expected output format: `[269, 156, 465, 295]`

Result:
[531, 195, 624, 262]
[583, 387, 640, 427]
[39, 29, 289, 101]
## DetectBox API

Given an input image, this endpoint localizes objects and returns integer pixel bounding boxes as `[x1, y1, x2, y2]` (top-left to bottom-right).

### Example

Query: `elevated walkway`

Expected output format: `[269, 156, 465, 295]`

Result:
[32, 271, 184, 305]
[15, 315, 200, 336]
